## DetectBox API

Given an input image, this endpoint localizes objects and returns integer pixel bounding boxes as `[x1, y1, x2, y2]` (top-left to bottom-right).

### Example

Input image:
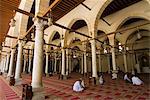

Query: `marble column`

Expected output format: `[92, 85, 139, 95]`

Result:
[81, 54, 84, 74]
[123, 52, 128, 73]
[2, 58, 6, 72]
[54, 53, 57, 73]
[61, 48, 65, 76]
[66, 49, 69, 76]
[45, 53, 49, 76]
[5, 53, 10, 73]
[23, 54, 28, 73]
[68, 55, 72, 73]
[28, 54, 32, 73]
[107, 54, 111, 74]
[31, 18, 44, 88]
[98, 51, 102, 73]
[84, 52, 87, 74]
[15, 41, 23, 79]
[111, 47, 118, 79]
[90, 39, 98, 78]
[7, 49, 15, 77]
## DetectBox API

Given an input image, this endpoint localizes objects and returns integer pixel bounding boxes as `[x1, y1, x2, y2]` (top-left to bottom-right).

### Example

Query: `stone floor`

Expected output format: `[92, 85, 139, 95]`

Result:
[0, 72, 150, 100]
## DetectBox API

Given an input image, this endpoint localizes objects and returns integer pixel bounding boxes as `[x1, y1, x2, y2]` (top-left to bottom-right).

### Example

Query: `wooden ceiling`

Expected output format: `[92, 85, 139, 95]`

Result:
[0, 0, 20, 44]
[101, 0, 142, 18]
[0, 0, 143, 45]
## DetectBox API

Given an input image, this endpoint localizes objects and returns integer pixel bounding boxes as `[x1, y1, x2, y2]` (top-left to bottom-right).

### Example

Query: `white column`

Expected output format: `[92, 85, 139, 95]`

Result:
[28, 55, 32, 73]
[68, 55, 72, 73]
[61, 48, 65, 75]
[98, 51, 102, 72]
[1, 58, 5, 72]
[23, 54, 28, 73]
[54, 53, 57, 73]
[45, 53, 49, 75]
[5, 53, 10, 73]
[107, 54, 111, 74]
[81, 54, 84, 74]
[84, 52, 87, 74]
[111, 47, 117, 71]
[90, 39, 98, 78]
[15, 41, 23, 79]
[31, 18, 44, 88]
[66, 49, 69, 76]
[111, 47, 118, 79]
[123, 52, 128, 72]
[7, 49, 15, 77]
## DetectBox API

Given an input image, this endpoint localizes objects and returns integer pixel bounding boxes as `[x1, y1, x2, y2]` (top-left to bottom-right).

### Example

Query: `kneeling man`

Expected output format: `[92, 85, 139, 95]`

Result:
[132, 75, 143, 85]
[73, 79, 84, 92]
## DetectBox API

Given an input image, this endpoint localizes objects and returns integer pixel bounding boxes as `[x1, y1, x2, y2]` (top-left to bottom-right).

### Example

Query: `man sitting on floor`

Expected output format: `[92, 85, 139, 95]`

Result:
[124, 73, 131, 83]
[73, 79, 84, 92]
[131, 75, 143, 85]
[99, 75, 104, 85]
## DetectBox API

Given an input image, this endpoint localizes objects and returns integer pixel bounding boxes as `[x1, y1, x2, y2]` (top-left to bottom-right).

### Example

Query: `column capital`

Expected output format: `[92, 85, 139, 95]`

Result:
[33, 17, 46, 31]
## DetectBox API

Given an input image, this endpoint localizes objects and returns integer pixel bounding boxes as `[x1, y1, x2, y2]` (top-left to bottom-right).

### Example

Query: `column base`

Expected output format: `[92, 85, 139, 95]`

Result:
[112, 70, 118, 79]
[15, 78, 22, 85]
[88, 77, 99, 86]
[84, 73, 88, 77]
[58, 75, 68, 80]
[31, 82, 43, 88]
[45, 74, 49, 77]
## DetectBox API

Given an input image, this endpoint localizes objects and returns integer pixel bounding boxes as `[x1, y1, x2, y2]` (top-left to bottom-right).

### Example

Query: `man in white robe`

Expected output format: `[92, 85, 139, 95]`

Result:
[124, 73, 131, 83]
[99, 75, 104, 85]
[132, 75, 143, 85]
[73, 80, 84, 92]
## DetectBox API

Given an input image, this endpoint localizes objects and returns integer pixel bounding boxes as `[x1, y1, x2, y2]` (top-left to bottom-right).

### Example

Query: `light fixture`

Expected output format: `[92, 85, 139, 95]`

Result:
[137, 27, 142, 39]
[137, 32, 142, 39]
[118, 42, 123, 52]
[126, 47, 129, 51]
[104, 48, 107, 54]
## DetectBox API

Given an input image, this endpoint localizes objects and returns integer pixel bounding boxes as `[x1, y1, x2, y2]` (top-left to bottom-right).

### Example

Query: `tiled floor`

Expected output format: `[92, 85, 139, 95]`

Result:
[0, 73, 150, 100]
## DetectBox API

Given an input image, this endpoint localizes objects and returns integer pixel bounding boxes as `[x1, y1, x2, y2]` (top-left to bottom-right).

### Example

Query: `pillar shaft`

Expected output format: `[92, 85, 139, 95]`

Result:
[90, 40, 98, 78]
[28, 55, 32, 73]
[54, 53, 57, 72]
[123, 53, 128, 72]
[7, 49, 15, 77]
[61, 49, 65, 75]
[66, 49, 69, 75]
[45, 53, 49, 74]
[15, 41, 23, 79]
[111, 47, 117, 71]
[5, 53, 10, 72]
[31, 18, 44, 88]
[98, 52, 102, 72]
[84, 52, 87, 73]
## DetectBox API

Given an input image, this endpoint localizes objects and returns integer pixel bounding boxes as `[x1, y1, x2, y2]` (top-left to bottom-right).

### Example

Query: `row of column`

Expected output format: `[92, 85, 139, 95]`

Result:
[1, 17, 129, 88]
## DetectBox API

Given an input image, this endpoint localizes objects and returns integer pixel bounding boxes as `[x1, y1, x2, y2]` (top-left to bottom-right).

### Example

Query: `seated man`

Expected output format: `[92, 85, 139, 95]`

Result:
[80, 78, 85, 88]
[99, 75, 104, 85]
[124, 73, 131, 83]
[73, 79, 84, 92]
[131, 75, 143, 85]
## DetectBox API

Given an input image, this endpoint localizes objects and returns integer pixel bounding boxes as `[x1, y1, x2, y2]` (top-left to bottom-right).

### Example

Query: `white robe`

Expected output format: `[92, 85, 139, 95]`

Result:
[99, 76, 104, 85]
[124, 74, 131, 82]
[132, 76, 143, 85]
[73, 81, 84, 92]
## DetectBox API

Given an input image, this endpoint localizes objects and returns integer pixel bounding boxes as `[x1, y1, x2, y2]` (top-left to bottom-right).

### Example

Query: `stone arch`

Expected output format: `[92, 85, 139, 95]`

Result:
[114, 15, 150, 31]
[47, 26, 63, 44]
[93, 0, 113, 36]
[64, 18, 90, 45]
